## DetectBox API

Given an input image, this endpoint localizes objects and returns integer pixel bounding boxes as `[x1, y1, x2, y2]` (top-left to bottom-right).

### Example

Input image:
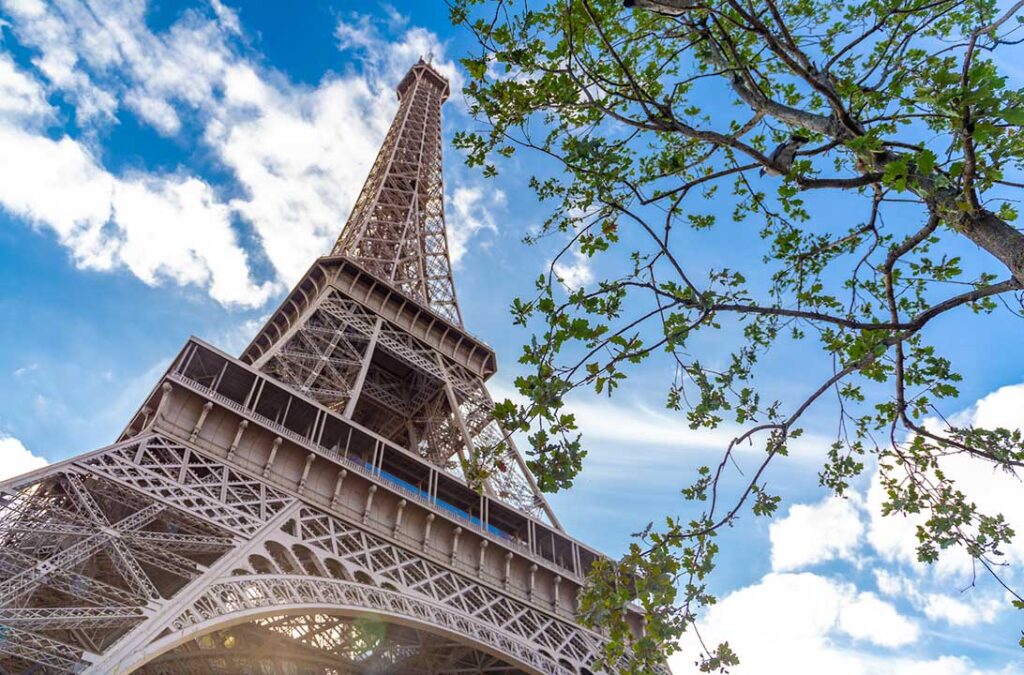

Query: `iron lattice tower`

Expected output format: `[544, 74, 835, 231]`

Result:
[333, 64, 461, 326]
[0, 61, 654, 674]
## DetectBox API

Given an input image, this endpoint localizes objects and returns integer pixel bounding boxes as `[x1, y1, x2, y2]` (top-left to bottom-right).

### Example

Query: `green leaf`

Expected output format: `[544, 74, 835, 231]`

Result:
[1001, 108, 1024, 126]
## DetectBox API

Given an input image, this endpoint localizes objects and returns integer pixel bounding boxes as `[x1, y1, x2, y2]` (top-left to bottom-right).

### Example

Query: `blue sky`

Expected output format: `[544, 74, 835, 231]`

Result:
[0, 1, 1023, 673]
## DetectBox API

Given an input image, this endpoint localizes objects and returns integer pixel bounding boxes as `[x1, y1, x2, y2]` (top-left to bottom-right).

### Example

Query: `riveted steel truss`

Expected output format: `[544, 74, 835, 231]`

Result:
[256, 290, 557, 526]
[333, 60, 460, 326]
[241, 60, 557, 526]
[0, 441, 247, 673]
[0, 61, 666, 673]
[0, 434, 622, 674]
[278, 507, 603, 666]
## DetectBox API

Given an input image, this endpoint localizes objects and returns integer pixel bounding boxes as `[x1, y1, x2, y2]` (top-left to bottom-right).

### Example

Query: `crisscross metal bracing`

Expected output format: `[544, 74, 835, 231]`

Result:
[0, 60, 661, 675]
[333, 60, 461, 326]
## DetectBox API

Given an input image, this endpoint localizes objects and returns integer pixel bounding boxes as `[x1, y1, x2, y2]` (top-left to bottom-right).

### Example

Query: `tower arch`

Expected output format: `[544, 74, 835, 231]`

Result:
[125, 575, 573, 675]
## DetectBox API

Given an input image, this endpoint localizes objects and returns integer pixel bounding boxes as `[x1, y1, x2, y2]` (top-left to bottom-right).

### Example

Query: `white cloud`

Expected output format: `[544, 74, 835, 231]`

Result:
[668, 383, 1024, 673]
[217, 313, 271, 355]
[490, 383, 833, 474]
[0, 2, 488, 306]
[2, 0, 236, 127]
[210, 68, 394, 284]
[12, 362, 38, 377]
[2, 0, 118, 122]
[922, 593, 1002, 628]
[0, 125, 275, 306]
[670, 573, 935, 675]
[839, 591, 919, 647]
[380, 4, 409, 31]
[335, 14, 380, 53]
[0, 52, 52, 122]
[552, 248, 594, 290]
[0, 1, 273, 304]
[567, 396, 736, 448]
[874, 568, 915, 597]
[873, 569, 1003, 629]
[770, 496, 864, 571]
[0, 435, 47, 480]
[124, 88, 181, 135]
[335, 14, 464, 100]
[447, 186, 503, 265]
[867, 384, 1024, 578]
[210, 0, 241, 35]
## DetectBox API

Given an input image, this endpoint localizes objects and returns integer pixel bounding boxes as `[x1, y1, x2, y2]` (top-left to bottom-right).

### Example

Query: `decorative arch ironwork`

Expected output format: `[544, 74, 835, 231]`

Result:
[127, 575, 577, 675]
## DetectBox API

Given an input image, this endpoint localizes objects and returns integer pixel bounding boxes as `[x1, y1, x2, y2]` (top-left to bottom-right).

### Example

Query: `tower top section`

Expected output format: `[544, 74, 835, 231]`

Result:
[332, 59, 462, 325]
[398, 58, 450, 102]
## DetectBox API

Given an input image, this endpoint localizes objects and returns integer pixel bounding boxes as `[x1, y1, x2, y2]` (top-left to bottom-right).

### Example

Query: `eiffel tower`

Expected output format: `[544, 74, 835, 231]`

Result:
[0, 61, 650, 674]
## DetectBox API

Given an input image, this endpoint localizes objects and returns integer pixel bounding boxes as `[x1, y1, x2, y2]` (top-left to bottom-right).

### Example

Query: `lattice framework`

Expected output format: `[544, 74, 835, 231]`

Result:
[333, 61, 460, 325]
[0, 59, 661, 674]
[0, 435, 617, 673]
[259, 291, 554, 523]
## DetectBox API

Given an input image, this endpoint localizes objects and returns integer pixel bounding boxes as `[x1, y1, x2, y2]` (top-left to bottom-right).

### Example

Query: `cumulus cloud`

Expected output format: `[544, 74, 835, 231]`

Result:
[552, 248, 594, 290]
[0, 435, 47, 480]
[770, 496, 864, 571]
[669, 383, 1024, 673]
[922, 593, 1003, 628]
[0, 1, 490, 305]
[866, 384, 1024, 578]
[839, 591, 919, 647]
[447, 186, 503, 264]
[0, 124, 275, 306]
[211, 66, 393, 283]
[670, 573, 933, 675]
[670, 556, 1004, 674]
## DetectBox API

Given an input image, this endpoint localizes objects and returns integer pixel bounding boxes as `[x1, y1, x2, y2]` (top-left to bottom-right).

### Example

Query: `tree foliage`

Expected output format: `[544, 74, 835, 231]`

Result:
[451, 0, 1024, 670]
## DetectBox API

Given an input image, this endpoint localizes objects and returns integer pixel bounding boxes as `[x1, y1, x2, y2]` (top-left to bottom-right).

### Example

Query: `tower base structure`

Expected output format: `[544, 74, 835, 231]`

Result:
[1, 335, 630, 673]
